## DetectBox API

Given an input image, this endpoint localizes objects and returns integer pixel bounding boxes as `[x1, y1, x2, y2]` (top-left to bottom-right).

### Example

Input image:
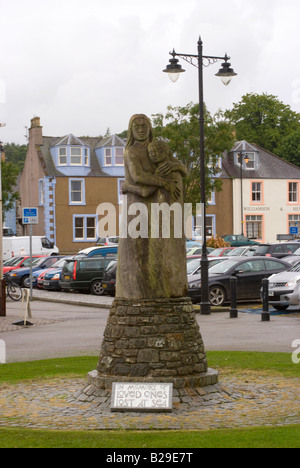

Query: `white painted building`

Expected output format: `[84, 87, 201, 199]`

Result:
[224, 141, 300, 243]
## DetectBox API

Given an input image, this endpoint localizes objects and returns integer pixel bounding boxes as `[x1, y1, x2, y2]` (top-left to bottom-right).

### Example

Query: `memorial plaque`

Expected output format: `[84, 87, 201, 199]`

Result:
[111, 382, 173, 412]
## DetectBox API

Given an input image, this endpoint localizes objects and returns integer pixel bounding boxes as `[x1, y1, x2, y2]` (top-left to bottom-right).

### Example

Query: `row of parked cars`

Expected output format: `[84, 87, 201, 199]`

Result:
[3, 245, 118, 296]
[187, 241, 300, 309]
[4, 241, 300, 310]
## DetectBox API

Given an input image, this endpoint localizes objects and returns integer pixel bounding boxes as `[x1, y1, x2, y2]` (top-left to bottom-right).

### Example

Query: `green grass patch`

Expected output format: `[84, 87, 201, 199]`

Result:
[0, 351, 297, 384]
[0, 425, 299, 448]
[0, 352, 299, 448]
[0, 356, 98, 384]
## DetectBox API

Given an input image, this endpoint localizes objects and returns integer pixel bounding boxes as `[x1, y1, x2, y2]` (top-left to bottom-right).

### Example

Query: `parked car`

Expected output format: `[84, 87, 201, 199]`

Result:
[77, 246, 118, 258]
[264, 261, 300, 311]
[188, 256, 290, 306]
[96, 236, 119, 246]
[186, 247, 214, 256]
[254, 243, 300, 258]
[187, 257, 229, 277]
[101, 260, 117, 296]
[223, 246, 259, 257]
[36, 257, 73, 290]
[6, 256, 63, 287]
[3, 255, 43, 274]
[208, 247, 235, 257]
[222, 235, 260, 247]
[59, 257, 115, 295]
[186, 240, 201, 250]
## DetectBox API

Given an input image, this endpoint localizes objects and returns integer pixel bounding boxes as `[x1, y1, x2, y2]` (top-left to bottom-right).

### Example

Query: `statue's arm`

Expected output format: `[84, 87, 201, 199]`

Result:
[126, 152, 168, 188]
[157, 160, 188, 177]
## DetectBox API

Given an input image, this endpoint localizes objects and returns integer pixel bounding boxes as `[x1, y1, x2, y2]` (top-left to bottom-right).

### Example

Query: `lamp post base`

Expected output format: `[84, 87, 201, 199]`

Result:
[200, 301, 211, 315]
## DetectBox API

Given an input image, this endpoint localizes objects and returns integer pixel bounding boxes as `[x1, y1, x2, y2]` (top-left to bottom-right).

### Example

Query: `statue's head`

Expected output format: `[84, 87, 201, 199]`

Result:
[148, 140, 172, 164]
[126, 114, 153, 148]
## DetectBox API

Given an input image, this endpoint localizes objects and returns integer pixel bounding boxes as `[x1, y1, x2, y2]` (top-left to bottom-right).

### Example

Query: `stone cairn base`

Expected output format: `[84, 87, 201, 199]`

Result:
[81, 297, 219, 409]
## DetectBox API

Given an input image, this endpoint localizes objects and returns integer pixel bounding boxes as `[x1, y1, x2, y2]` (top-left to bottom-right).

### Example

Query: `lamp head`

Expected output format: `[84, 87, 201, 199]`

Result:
[215, 54, 237, 86]
[163, 50, 186, 82]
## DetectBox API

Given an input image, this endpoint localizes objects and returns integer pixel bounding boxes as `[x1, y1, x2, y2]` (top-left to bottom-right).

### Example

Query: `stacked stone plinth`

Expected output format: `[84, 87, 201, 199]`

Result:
[85, 297, 218, 404]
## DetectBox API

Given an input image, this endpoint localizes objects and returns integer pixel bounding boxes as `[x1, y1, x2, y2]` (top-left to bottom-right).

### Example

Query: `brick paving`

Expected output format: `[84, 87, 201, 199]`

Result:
[0, 371, 299, 430]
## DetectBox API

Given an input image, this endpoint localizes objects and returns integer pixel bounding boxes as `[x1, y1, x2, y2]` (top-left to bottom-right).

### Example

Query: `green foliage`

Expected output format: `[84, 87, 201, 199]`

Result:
[276, 128, 300, 166]
[1, 161, 20, 220]
[4, 143, 27, 172]
[152, 103, 235, 205]
[224, 93, 300, 161]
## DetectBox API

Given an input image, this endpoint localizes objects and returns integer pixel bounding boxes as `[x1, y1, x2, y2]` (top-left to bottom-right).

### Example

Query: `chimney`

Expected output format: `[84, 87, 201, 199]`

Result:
[29, 116, 43, 147]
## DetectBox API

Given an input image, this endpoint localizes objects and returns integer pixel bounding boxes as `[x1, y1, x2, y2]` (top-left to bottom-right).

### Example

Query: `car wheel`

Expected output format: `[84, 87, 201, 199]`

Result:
[209, 285, 226, 307]
[90, 280, 104, 296]
[22, 275, 30, 288]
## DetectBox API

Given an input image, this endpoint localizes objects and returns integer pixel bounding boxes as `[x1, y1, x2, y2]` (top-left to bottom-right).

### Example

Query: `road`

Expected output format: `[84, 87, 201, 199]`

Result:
[0, 289, 299, 363]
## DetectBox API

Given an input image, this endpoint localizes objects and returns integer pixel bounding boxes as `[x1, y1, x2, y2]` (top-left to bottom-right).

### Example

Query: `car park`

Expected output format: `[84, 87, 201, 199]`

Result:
[222, 235, 260, 247]
[254, 242, 300, 258]
[7, 256, 63, 287]
[188, 256, 290, 306]
[264, 261, 300, 311]
[59, 257, 115, 295]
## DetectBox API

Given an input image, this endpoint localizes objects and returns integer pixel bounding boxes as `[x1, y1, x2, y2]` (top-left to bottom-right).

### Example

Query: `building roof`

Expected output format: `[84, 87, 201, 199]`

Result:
[221, 140, 300, 180]
[39, 134, 125, 177]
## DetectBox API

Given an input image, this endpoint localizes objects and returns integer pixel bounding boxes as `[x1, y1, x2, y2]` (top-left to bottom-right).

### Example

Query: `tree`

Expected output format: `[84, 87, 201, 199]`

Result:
[276, 128, 300, 166]
[4, 143, 28, 172]
[1, 160, 20, 221]
[152, 102, 236, 205]
[224, 93, 300, 156]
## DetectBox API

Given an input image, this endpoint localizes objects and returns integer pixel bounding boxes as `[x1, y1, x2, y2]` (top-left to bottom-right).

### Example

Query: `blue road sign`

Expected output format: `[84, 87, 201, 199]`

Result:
[290, 226, 299, 235]
[22, 207, 38, 224]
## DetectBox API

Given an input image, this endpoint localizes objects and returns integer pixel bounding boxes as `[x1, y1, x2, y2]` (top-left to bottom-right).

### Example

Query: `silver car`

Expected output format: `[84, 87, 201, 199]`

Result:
[267, 261, 300, 310]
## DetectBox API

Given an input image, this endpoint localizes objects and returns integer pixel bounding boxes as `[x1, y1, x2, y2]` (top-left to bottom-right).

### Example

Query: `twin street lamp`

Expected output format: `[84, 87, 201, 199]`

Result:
[163, 37, 237, 315]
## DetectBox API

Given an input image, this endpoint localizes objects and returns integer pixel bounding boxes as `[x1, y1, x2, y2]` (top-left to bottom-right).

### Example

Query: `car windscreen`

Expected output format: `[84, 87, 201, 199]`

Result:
[255, 246, 269, 255]
[208, 259, 240, 274]
[4, 257, 23, 266]
[289, 261, 300, 272]
[187, 259, 200, 275]
[32, 257, 46, 266]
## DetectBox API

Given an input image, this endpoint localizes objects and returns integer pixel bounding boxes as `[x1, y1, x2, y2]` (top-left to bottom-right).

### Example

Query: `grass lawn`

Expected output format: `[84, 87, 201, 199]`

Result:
[0, 351, 299, 448]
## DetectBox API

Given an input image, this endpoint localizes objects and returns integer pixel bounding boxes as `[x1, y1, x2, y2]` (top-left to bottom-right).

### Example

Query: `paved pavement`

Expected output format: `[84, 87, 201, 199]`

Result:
[0, 289, 299, 363]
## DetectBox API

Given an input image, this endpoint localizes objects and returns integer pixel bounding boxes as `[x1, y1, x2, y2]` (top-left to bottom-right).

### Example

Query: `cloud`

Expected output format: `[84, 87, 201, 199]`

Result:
[0, 0, 299, 144]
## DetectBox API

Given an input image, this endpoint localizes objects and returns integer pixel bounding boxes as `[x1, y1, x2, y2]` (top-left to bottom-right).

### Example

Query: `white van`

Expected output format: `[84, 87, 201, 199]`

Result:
[2, 236, 59, 260]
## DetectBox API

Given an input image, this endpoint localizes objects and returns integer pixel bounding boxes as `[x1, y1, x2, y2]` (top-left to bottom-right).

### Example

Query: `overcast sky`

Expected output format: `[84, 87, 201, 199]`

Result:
[0, 0, 299, 144]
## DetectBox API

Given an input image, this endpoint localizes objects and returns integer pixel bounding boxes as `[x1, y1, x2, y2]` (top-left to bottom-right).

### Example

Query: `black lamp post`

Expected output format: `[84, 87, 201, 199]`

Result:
[163, 37, 237, 315]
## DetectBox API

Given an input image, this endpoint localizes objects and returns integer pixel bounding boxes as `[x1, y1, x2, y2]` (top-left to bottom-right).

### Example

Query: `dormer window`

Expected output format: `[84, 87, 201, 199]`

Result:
[53, 134, 90, 170]
[70, 147, 82, 165]
[105, 149, 112, 166]
[235, 152, 257, 170]
[115, 148, 124, 166]
[59, 147, 67, 165]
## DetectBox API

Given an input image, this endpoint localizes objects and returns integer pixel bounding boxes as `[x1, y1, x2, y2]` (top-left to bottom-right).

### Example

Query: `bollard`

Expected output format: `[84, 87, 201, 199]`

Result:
[230, 276, 238, 318]
[261, 278, 270, 322]
[0, 279, 6, 317]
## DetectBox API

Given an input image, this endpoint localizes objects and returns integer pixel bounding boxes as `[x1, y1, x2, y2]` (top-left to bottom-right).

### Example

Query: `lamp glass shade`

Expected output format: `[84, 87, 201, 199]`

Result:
[221, 76, 232, 86]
